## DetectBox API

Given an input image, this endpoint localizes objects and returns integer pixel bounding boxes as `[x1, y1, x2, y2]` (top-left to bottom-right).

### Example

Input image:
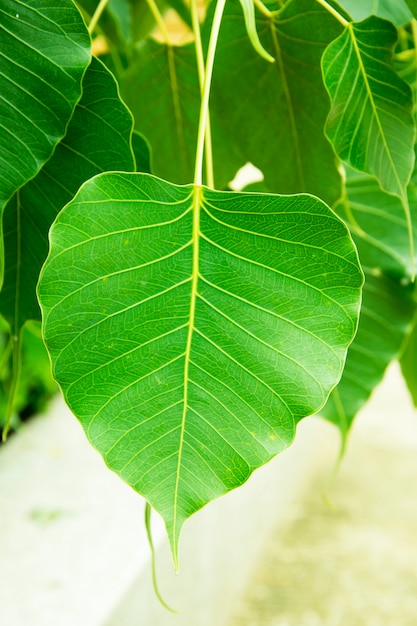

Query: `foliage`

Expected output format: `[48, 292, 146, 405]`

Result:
[1, 0, 417, 569]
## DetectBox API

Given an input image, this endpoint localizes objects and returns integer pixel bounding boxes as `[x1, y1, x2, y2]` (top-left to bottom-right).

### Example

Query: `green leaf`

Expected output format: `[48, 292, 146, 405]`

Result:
[209, 0, 343, 204]
[0, 0, 90, 209]
[0, 57, 135, 331]
[38, 172, 363, 564]
[322, 16, 415, 199]
[400, 312, 417, 406]
[237, 0, 274, 63]
[324, 167, 417, 434]
[405, 0, 417, 19]
[0, 0, 91, 283]
[120, 41, 200, 185]
[322, 271, 416, 435]
[132, 130, 152, 174]
[337, 0, 413, 26]
[336, 168, 417, 277]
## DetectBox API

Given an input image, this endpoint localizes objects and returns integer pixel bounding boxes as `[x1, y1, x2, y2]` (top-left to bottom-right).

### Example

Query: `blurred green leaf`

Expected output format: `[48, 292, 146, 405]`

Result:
[209, 0, 343, 204]
[0, 57, 135, 332]
[337, 0, 413, 26]
[322, 16, 415, 199]
[132, 130, 152, 173]
[0, 0, 91, 282]
[336, 169, 417, 277]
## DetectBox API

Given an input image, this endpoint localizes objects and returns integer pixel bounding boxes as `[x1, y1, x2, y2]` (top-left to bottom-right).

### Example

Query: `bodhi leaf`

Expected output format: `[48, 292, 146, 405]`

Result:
[0, 57, 135, 332]
[337, 168, 417, 277]
[38, 172, 363, 565]
[321, 271, 416, 438]
[120, 39, 238, 188]
[209, 0, 343, 204]
[323, 170, 417, 436]
[321, 16, 415, 200]
[0, 0, 90, 281]
[132, 130, 152, 174]
[337, 0, 413, 27]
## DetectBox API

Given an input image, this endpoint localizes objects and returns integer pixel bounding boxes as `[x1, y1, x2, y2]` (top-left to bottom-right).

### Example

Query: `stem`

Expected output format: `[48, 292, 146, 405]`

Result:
[144, 503, 179, 613]
[2, 331, 22, 442]
[191, 0, 214, 187]
[194, 0, 226, 186]
[253, 0, 272, 17]
[88, 0, 110, 35]
[315, 0, 349, 27]
[145, 0, 171, 45]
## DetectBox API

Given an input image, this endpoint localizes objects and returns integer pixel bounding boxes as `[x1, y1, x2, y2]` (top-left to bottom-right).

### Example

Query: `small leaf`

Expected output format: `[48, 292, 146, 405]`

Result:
[237, 0, 275, 63]
[132, 131, 152, 174]
[0, 57, 135, 331]
[322, 16, 415, 199]
[336, 168, 417, 277]
[38, 172, 363, 564]
[405, 0, 417, 19]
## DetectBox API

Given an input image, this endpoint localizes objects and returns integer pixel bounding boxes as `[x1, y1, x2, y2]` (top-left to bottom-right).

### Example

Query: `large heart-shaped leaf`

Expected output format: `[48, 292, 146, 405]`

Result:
[0, 0, 90, 210]
[0, 57, 135, 331]
[38, 173, 362, 564]
[405, 0, 417, 18]
[209, 0, 343, 204]
[322, 16, 415, 199]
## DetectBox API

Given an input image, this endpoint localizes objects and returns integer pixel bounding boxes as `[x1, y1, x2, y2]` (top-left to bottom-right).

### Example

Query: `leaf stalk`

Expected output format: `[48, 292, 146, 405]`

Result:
[194, 0, 226, 186]
[145, 0, 172, 45]
[315, 0, 349, 27]
[88, 0, 110, 35]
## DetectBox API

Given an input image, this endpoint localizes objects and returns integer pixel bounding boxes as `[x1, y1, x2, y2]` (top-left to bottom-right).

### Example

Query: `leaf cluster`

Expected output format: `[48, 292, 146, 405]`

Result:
[1, 0, 417, 565]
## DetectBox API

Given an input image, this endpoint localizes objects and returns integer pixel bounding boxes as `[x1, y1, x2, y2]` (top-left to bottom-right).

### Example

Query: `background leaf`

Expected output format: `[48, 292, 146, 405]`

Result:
[322, 16, 415, 199]
[38, 172, 362, 563]
[0, 57, 135, 332]
[0, 0, 91, 209]
[405, 0, 417, 19]
[337, 0, 413, 26]
[322, 167, 417, 435]
[209, 0, 343, 203]
[0, 0, 91, 284]
[120, 40, 200, 185]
